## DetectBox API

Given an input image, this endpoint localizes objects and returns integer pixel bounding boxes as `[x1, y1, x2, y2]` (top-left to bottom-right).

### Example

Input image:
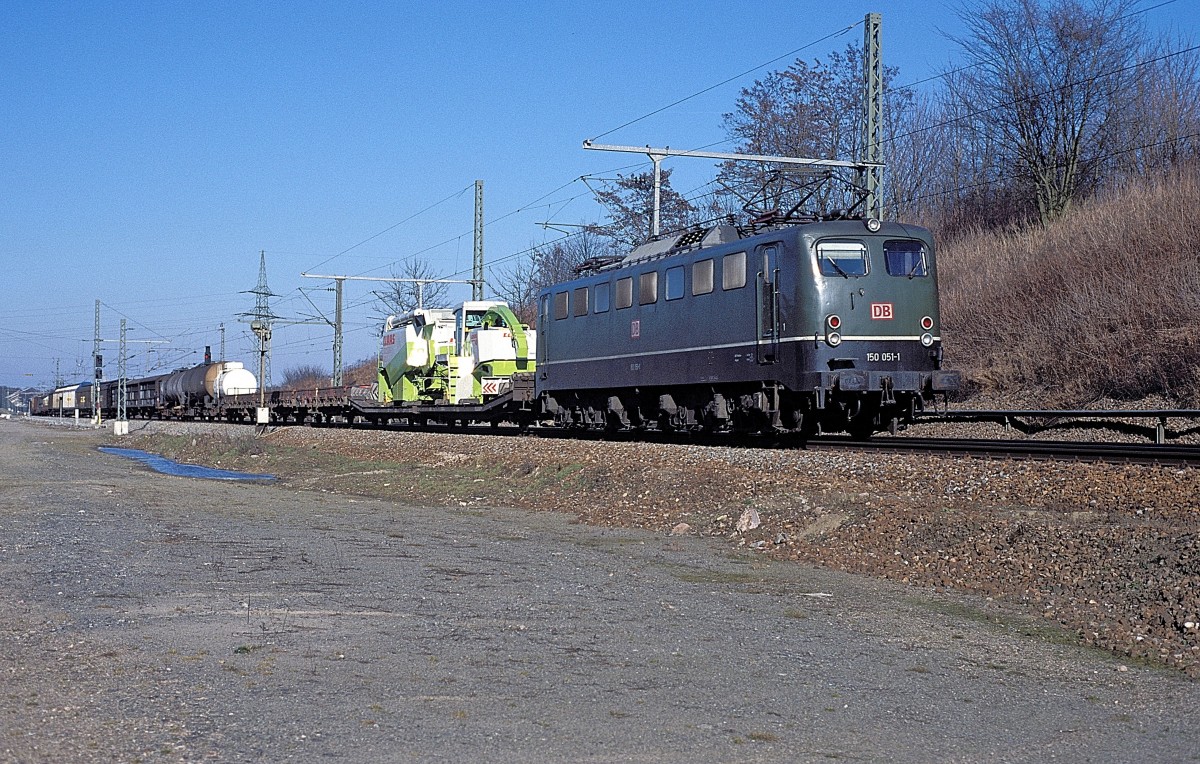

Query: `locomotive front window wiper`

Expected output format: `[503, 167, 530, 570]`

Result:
[824, 255, 850, 279]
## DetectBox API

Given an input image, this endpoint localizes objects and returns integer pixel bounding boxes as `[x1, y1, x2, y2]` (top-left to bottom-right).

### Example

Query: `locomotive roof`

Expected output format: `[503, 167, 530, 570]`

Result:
[572, 218, 932, 279]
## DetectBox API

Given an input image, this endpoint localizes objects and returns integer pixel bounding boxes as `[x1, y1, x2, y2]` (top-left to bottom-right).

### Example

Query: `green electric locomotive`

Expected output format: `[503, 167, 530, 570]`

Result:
[535, 217, 960, 436]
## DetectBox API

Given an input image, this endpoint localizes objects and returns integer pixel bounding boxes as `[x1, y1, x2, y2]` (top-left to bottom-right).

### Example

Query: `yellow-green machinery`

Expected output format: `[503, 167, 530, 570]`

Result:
[378, 301, 535, 405]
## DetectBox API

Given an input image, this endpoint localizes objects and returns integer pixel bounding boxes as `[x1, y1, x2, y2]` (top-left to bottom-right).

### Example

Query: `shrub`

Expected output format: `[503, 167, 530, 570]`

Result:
[938, 164, 1200, 405]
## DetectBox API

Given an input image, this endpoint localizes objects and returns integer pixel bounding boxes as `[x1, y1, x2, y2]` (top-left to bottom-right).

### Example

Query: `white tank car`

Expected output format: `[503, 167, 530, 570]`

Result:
[162, 361, 258, 404]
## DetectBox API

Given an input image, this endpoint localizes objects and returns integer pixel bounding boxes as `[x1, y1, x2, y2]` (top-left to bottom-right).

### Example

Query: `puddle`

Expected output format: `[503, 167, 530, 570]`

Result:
[99, 447, 276, 482]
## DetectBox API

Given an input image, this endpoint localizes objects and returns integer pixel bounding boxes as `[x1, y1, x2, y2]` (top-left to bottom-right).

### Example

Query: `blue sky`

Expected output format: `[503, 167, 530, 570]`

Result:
[1, 1, 1192, 389]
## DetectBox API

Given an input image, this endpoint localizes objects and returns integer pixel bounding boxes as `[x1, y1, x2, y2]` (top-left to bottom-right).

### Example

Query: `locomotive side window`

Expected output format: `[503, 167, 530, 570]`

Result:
[554, 291, 569, 320]
[594, 282, 611, 313]
[722, 251, 747, 290]
[817, 240, 868, 277]
[573, 287, 589, 316]
[884, 239, 928, 277]
[616, 277, 633, 309]
[693, 259, 714, 295]
[665, 266, 684, 301]
[639, 272, 658, 305]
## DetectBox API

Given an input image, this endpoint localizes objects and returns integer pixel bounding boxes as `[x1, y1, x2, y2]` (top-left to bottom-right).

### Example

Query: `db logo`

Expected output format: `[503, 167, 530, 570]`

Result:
[382, 334, 396, 346]
[631, 320, 641, 339]
[870, 303, 894, 320]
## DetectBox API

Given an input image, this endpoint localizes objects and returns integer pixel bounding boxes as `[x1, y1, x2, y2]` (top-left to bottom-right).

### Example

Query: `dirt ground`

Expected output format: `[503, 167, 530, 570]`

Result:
[125, 419, 1200, 678]
[3, 418, 1199, 763]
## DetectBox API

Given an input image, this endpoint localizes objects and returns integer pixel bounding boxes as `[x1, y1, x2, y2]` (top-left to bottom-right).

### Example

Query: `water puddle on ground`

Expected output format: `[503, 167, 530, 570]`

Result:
[99, 447, 276, 482]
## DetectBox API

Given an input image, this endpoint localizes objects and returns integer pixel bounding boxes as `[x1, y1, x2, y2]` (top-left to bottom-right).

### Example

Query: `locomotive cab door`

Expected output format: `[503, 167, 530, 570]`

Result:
[755, 243, 781, 364]
[538, 294, 550, 367]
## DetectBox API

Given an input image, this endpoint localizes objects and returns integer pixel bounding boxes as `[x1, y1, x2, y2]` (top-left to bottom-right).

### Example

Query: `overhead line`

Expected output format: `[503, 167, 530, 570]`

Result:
[888, 0, 1184, 93]
[889, 131, 1200, 208]
[883, 42, 1200, 147]
[305, 183, 475, 273]
[587, 21, 863, 142]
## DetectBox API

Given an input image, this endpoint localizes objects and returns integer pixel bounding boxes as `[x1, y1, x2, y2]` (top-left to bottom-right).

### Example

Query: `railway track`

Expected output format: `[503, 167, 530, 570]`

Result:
[805, 435, 1200, 467]
[335, 419, 1200, 467]
[50, 408, 1200, 467]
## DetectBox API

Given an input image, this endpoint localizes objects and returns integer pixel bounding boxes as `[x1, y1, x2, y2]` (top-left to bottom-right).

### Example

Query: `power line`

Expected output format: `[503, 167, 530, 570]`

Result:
[888, 131, 1200, 209]
[587, 21, 863, 142]
[305, 183, 475, 273]
[883, 42, 1200, 148]
[887, 0, 1184, 93]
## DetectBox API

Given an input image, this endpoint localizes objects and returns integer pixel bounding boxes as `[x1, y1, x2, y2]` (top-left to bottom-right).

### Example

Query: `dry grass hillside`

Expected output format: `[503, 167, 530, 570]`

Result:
[937, 165, 1200, 406]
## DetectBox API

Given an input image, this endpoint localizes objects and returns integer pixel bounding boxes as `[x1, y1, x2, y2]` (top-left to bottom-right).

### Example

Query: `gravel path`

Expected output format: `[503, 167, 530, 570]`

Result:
[3, 417, 1198, 762]
[117, 417, 1200, 678]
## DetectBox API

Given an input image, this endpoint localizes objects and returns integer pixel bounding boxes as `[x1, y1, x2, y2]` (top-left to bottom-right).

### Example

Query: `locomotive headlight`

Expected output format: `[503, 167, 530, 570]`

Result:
[827, 332, 842, 347]
[921, 316, 934, 330]
[865, 217, 882, 232]
[920, 333, 934, 347]
[826, 314, 841, 330]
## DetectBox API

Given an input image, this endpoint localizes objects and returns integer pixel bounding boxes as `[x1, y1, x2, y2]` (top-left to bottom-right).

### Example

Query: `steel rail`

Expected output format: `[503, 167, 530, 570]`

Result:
[386, 424, 1200, 467]
[803, 435, 1200, 467]
[916, 408, 1200, 444]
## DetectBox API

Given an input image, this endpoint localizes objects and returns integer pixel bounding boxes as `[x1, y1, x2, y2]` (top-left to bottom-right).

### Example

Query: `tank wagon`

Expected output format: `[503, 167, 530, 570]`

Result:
[160, 361, 257, 407]
[535, 217, 959, 436]
[32, 360, 259, 421]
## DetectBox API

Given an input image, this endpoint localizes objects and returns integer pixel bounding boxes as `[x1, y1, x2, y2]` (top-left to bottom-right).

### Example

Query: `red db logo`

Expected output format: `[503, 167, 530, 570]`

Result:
[870, 303, 894, 320]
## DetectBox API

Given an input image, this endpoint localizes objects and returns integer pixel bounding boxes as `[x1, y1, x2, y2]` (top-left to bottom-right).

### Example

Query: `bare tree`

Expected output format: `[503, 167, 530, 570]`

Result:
[589, 169, 697, 248]
[719, 43, 916, 218]
[906, 88, 1032, 235]
[375, 258, 452, 316]
[278, 364, 329, 390]
[1111, 35, 1200, 177]
[947, 0, 1145, 224]
[882, 91, 954, 223]
[491, 256, 540, 326]
[492, 228, 617, 327]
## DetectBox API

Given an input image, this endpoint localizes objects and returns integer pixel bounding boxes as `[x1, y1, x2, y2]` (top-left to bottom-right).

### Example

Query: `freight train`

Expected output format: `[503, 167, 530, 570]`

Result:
[31, 357, 258, 420]
[31, 214, 959, 437]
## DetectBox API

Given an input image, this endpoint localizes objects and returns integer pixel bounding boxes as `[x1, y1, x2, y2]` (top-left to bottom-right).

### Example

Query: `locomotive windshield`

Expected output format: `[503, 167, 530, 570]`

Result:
[884, 239, 928, 278]
[817, 240, 868, 277]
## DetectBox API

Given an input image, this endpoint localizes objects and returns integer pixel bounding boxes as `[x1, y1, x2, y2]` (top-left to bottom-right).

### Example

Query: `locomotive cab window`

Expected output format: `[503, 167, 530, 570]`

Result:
[665, 266, 684, 301]
[573, 287, 589, 317]
[594, 282, 611, 313]
[553, 291, 569, 320]
[722, 251, 747, 290]
[884, 239, 928, 278]
[817, 240, 868, 277]
[616, 277, 633, 309]
[693, 259, 714, 295]
[639, 272, 658, 305]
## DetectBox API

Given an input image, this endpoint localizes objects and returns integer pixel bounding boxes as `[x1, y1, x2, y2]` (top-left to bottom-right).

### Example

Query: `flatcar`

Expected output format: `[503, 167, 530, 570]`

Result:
[534, 217, 959, 436]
